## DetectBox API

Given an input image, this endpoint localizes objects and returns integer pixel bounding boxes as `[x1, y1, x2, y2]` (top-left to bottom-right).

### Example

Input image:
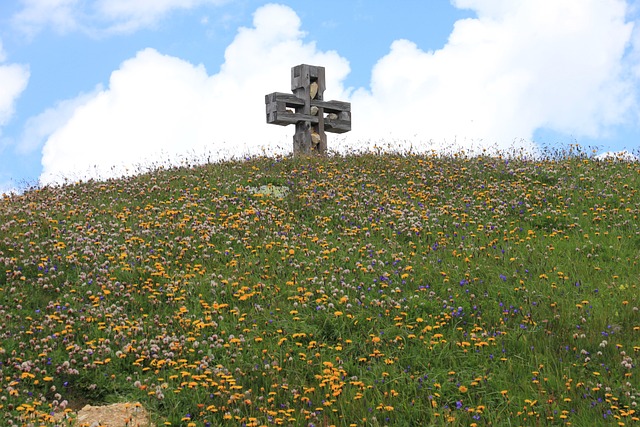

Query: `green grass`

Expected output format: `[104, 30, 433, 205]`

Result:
[1, 148, 639, 426]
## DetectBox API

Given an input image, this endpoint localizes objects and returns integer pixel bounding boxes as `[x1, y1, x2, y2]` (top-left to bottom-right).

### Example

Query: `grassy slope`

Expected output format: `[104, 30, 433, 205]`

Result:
[1, 152, 639, 426]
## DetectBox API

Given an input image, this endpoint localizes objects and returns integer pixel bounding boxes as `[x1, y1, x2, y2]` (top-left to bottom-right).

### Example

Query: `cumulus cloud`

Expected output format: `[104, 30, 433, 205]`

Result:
[0, 34, 30, 196]
[13, 0, 229, 36]
[595, 150, 639, 161]
[0, 40, 30, 130]
[39, 4, 350, 184]
[37, 1, 640, 184]
[351, 0, 637, 152]
[0, 182, 18, 197]
[17, 89, 100, 155]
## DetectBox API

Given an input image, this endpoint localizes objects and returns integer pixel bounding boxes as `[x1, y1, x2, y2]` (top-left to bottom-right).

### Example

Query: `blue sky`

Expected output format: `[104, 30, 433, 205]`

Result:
[1, 0, 639, 194]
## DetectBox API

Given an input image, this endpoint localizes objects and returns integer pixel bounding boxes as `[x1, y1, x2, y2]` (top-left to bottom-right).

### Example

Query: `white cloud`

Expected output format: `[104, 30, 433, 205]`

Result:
[13, 0, 229, 36]
[37, 1, 640, 184]
[595, 150, 639, 161]
[17, 89, 101, 155]
[0, 182, 20, 197]
[94, 0, 229, 33]
[12, 0, 81, 36]
[0, 39, 30, 130]
[350, 0, 636, 153]
[39, 4, 350, 184]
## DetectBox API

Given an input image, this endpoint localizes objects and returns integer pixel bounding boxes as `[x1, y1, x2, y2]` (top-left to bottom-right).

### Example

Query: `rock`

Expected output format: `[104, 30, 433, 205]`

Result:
[247, 185, 290, 199]
[310, 81, 319, 99]
[326, 113, 338, 120]
[311, 132, 321, 145]
[310, 106, 319, 116]
[54, 402, 155, 427]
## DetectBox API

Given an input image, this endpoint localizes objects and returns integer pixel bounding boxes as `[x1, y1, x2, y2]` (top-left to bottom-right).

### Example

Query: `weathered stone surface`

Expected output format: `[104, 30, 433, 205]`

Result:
[54, 402, 155, 427]
[310, 81, 318, 99]
[310, 105, 319, 116]
[247, 184, 290, 199]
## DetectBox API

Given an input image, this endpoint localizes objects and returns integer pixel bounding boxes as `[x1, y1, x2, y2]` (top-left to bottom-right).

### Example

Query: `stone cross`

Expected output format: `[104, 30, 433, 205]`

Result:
[265, 64, 351, 155]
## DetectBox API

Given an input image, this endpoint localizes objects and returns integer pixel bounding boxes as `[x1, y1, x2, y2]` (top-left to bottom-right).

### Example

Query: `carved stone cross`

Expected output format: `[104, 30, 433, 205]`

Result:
[265, 64, 351, 155]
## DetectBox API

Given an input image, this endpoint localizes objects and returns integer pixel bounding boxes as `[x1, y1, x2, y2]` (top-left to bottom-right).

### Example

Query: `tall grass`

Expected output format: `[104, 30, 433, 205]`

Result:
[1, 148, 639, 426]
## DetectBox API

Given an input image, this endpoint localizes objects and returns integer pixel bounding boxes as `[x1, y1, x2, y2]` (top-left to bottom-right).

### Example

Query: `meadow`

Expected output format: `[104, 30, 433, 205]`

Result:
[0, 148, 639, 426]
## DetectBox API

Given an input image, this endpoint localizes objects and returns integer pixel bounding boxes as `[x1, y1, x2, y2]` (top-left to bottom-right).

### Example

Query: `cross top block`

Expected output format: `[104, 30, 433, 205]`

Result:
[265, 64, 351, 155]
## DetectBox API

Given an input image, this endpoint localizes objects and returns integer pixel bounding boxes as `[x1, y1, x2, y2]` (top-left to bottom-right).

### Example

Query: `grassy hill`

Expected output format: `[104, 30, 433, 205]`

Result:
[1, 151, 639, 426]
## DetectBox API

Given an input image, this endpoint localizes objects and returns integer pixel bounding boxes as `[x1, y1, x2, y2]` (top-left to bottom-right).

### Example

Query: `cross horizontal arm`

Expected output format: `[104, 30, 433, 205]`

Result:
[266, 111, 351, 133]
[265, 92, 351, 133]
[265, 92, 351, 113]
[266, 110, 319, 126]
[265, 92, 305, 108]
